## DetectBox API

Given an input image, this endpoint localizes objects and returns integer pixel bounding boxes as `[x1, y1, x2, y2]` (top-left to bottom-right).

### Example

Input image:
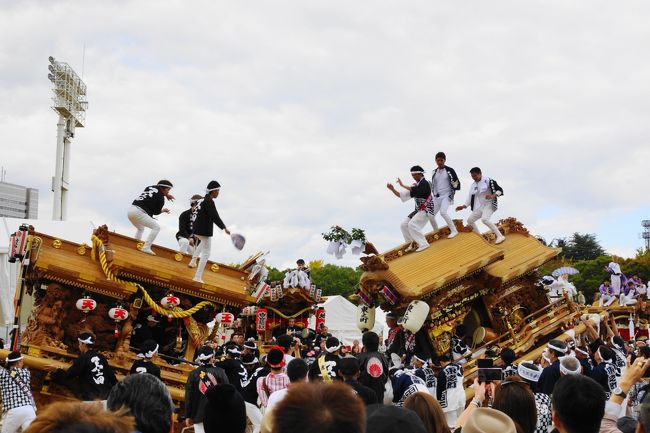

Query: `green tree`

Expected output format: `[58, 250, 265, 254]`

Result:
[558, 233, 607, 261]
[310, 264, 362, 298]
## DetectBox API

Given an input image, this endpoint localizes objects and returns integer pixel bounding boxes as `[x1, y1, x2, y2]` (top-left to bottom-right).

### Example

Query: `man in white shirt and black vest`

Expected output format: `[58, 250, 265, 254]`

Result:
[387, 165, 432, 253]
[430, 152, 461, 239]
[188, 180, 231, 283]
[127, 180, 175, 255]
[456, 167, 506, 244]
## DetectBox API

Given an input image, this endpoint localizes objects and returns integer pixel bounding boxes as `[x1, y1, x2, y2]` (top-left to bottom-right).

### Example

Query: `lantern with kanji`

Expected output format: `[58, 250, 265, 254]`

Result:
[75, 295, 97, 323]
[256, 308, 268, 332]
[108, 305, 129, 338]
[356, 304, 376, 331]
[8, 224, 29, 263]
[315, 307, 326, 331]
[160, 293, 180, 322]
[215, 312, 234, 326]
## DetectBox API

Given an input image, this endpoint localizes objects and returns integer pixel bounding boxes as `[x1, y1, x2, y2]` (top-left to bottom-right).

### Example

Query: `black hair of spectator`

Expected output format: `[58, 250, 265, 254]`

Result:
[106, 373, 174, 433]
[287, 358, 309, 382]
[500, 348, 517, 365]
[640, 346, 650, 359]
[362, 331, 380, 352]
[276, 334, 292, 351]
[552, 375, 605, 433]
[598, 345, 614, 362]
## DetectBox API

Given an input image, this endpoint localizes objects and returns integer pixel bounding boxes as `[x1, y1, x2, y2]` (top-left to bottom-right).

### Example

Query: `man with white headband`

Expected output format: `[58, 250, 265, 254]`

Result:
[575, 345, 593, 376]
[387, 165, 432, 253]
[0, 351, 36, 433]
[127, 179, 175, 255]
[129, 339, 161, 379]
[177, 194, 203, 255]
[308, 336, 342, 381]
[189, 180, 231, 283]
[411, 353, 437, 396]
[587, 345, 618, 398]
[46, 332, 117, 401]
[559, 356, 582, 376]
[517, 362, 552, 433]
[184, 346, 229, 433]
[455, 167, 506, 244]
[537, 339, 567, 395]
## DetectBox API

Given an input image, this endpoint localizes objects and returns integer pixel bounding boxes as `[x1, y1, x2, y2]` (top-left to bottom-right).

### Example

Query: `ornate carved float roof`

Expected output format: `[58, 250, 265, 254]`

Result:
[29, 227, 254, 306]
[484, 231, 561, 286]
[360, 231, 504, 300]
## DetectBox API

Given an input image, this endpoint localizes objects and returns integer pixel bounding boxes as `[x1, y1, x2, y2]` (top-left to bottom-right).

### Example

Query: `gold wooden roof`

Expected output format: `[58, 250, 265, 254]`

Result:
[362, 232, 504, 300]
[30, 230, 254, 306]
[485, 232, 561, 286]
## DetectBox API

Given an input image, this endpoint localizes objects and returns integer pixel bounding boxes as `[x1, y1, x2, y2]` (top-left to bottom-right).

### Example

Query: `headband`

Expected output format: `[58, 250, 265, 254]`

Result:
[410, 171, 424, 174]
[559, 358, 581, 376]
[196, 352, 214, 362]
[412, 354, 426, 364]
[6, 355, 23, 364]
[326, 342, 342, 353]
[517, 363, 541, 382]
[575, 347, 589, 356]
[206, 187, 221, 192]
[547, 341, 567, 354]
[144, 344, 159, 359]
[78, 336, 94, 345]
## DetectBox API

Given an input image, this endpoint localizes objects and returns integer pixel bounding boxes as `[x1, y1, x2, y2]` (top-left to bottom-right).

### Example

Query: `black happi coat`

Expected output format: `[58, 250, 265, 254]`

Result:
[191, 196, 225, 237]
[129, 359, 161, 379]
[184, 364, 230, 423]
[176, 208, 193, 240]
[407, 178, 432, 218]
[132, 185, 165, 217]
[469, 177, 504, 212]
[58, 350, 118, 400]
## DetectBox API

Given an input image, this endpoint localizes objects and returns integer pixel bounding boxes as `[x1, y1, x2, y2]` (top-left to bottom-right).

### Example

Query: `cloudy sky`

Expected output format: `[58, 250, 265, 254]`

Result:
[1, 0, 649, 269]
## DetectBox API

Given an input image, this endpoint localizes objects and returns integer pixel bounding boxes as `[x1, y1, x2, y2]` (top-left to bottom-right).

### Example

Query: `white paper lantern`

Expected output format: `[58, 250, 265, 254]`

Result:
[401, 300, 430, 333]
[356, 304, 376, 331]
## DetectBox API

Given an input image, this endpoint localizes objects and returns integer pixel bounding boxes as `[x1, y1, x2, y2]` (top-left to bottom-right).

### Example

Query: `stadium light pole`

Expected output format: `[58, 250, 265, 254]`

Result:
[48, 56, 88, 220]
[641, 220, 650, 251]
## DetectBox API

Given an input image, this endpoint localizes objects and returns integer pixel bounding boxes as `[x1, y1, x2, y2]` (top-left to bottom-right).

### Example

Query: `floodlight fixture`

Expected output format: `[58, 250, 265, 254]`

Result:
[48, 55, 88, 220]
[641, 220, 650, 251]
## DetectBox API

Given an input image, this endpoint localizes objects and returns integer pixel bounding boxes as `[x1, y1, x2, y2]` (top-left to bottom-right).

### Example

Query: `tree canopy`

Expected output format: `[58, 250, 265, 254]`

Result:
[556, 233, 607, 261]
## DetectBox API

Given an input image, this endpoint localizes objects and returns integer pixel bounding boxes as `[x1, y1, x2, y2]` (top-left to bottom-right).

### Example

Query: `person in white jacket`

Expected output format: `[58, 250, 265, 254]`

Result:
[456, 167, 505, 244]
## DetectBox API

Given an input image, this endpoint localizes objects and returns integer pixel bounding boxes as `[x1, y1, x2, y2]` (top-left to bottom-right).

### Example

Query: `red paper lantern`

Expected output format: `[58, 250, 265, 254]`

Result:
[75, 296, 97, 323]
[8, 225, 29, 263]
[161, 294, 180, 322]
[108, 306, 129, 338]
[256, 308, 268, 332]
[315, 307, 326, 331]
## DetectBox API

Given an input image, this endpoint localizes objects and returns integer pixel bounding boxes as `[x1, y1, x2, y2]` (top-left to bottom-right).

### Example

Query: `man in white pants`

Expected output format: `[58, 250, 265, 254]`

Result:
[0, 351, 36, 433]
[430, 152, 461, 239]
[387, 165, 432, 253]
[456, 167, 506, 244]
[127, 180, 175, 255]
[188, 180, 231, 283]
[176, 194, 202, 254]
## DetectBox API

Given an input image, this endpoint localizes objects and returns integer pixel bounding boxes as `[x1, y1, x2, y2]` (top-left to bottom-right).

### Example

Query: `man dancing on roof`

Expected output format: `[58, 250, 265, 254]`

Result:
[430, 152, 461, 239]
[387, 165, 432, 253]
[127, 180, 175, 255]
[455, 167, 506, 244]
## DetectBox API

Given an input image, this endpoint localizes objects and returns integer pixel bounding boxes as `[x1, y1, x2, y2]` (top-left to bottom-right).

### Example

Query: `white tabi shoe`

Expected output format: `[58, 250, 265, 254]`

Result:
[140, 247, 156, 256]
[495, 236, 506, 245]
[193, 277, 204, 284]
[448, 231, 459, 239]
[415, 244, 430, 252]
[188, 258, 197, 268]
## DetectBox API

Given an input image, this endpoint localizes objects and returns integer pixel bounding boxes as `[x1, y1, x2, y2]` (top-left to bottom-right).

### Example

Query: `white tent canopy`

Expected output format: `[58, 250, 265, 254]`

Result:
[309, 295, 386, 347]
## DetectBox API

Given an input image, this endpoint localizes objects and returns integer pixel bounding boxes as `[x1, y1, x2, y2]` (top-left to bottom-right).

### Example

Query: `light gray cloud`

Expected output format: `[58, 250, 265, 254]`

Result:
[1, 0, 649, 269]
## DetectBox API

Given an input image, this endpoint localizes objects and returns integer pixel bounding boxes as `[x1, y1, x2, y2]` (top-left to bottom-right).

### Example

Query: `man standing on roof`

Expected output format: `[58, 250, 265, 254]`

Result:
[455, 167, 506, 244]
[127, 180, 175, 255]
[387, 165, 432, 253]
[177, 194, 203, 255]
[188, 180, 231, 284]
[430, 152, 461, 239]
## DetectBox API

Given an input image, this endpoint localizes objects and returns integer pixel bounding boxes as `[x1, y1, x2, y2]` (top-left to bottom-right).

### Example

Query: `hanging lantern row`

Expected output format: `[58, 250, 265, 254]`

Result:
[8, 224, 29, 263]
[108, 305, 129, 338]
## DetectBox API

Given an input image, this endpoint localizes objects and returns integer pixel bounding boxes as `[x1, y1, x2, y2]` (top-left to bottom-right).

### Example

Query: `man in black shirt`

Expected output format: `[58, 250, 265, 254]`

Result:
[177, 194, 202, 254]
[387, 165, 432, 253]
[339, 357, 378, 406]
[48, 332, 118, 401]
[127, 180, 174, 255]
[217, 346, 248, 391]
[188, 180, 231, 283]
[130, 339, 161, 379]
[357, 331, 389, 403]
[309, 337, 342, 381]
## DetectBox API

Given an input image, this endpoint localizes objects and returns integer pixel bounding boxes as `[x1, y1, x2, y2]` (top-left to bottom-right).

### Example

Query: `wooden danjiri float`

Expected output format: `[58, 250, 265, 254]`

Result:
[355, 217, 627, 388]
[0, 224, 276, 416]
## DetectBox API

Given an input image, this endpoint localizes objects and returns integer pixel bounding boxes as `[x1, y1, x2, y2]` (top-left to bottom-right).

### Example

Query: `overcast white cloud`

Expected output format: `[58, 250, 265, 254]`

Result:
[1, 0, 649, 268]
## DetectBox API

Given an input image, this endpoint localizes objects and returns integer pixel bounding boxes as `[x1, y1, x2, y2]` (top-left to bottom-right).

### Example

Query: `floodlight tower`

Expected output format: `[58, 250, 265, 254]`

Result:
[47, 56, 88, 220]
[641, 220, 650, 251]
